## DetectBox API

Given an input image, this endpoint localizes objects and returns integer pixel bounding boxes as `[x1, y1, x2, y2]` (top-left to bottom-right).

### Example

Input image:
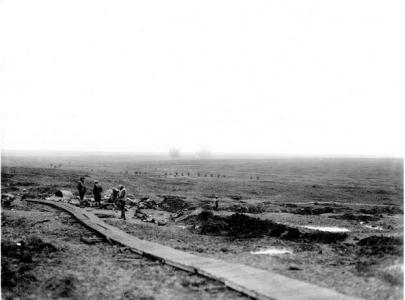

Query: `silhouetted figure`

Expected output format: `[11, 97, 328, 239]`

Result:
[213, 196, 219, 211]
[117, 185, 127, 220]
[109, 188, 119, 203]
[77, 177, 86, 205]
[93, 180, 103, 207]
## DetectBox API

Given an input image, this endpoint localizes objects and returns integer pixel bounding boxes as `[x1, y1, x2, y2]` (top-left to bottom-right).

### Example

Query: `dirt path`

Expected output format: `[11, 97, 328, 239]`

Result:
[1, 200, 249, 300]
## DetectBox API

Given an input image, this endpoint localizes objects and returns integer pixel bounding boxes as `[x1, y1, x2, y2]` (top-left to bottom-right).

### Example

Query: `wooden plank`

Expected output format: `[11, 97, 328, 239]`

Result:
[26, 199, 362, 300]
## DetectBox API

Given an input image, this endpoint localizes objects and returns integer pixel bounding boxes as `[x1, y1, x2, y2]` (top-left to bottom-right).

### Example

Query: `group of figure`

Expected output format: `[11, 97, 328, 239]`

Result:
[77, 177, 128, 219]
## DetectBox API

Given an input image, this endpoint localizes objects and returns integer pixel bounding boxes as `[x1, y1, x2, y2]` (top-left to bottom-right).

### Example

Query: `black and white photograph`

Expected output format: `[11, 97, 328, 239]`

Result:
[0, 1, 404, 299]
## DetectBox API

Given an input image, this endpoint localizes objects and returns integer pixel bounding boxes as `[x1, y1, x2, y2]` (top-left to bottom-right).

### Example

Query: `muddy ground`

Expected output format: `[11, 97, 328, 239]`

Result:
[1, 159, 404, 300]
[1, 199, 249, 300]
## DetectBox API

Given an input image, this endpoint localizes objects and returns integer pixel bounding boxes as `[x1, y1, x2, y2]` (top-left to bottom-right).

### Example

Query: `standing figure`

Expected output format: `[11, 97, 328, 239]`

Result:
[93, 180, 103, 207]
[109, 188, 119, 203]
[213, 195, 219, 211]
[116, 185, 127, 220]
[77, 177, 86, 206]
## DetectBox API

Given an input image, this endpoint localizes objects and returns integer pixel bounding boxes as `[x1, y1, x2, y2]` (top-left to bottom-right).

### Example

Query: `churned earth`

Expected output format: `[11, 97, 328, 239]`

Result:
[1, 158, 403, 300]
[1, 199, 249, 300]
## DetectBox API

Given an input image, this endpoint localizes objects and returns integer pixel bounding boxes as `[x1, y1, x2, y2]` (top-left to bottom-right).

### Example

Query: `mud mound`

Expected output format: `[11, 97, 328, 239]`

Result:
[357, 235, 403, 257]
[330, 213, 381, 222]
[359, 206, 403, 215]
[159, 195, 189, 213]
[193, 212, 347, 243]
[44, 275, 77, 298]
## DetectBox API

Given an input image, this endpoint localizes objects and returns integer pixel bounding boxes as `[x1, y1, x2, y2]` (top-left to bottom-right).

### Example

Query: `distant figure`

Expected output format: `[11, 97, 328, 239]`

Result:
[77, 177, 86, 205]
[116, 185, 127, 220]
[213, 195, 219, 211]
[93, 180, 103, 207]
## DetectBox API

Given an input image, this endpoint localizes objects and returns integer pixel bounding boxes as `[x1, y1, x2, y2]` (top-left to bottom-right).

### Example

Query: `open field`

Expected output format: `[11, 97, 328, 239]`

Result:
[1, 156, 404, 299]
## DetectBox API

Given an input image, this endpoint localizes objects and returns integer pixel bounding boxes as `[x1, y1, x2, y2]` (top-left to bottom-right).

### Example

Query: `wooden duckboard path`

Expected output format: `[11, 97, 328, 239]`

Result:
[27, 199, 361, 300]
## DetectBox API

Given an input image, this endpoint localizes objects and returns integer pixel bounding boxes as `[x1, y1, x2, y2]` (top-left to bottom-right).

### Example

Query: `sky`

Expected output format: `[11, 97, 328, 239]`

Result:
[1, 0, 404, 156]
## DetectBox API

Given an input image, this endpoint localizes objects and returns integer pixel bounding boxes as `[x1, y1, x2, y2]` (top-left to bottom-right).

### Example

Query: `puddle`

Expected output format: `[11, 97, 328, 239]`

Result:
[251, 248, 292, 255]
[301, 226, 350, 232]
[363, 225, 384, 230]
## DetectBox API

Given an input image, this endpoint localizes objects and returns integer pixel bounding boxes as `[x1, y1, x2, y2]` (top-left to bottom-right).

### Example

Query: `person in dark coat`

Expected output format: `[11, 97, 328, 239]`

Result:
[93, 180, 103, 207]
[77, 177, 86, 205]
[213, 195, 219, 211]
[109, 188, 119, 203]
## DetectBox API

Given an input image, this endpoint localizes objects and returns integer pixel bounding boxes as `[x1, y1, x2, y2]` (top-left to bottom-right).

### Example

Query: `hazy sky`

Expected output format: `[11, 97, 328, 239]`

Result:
[1, 0, 404, 156]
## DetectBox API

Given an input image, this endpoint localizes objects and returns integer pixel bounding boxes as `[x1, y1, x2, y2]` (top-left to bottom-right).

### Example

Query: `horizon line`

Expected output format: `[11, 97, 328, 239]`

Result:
[1, 149, 403, 159]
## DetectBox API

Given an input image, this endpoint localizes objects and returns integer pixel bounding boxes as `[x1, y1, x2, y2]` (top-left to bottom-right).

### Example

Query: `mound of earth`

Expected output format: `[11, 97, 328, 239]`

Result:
[359, 206, 403, 215]
[330, 213, 381, 222]
[189, 212, 348, 243]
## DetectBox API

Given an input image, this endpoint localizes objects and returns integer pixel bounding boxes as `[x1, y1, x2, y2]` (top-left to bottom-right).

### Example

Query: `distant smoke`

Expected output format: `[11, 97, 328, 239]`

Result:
[169, 148, 181, 158]
[196, 147, 212, 159]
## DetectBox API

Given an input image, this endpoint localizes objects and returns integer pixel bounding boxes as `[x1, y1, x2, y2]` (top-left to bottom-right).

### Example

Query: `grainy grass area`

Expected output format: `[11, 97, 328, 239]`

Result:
[1, 157, 403, 299]
[1, 201, 249, 300]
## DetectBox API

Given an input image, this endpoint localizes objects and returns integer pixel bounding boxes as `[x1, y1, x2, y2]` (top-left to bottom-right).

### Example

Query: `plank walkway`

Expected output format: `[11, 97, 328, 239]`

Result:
[27, 199, 361, 300]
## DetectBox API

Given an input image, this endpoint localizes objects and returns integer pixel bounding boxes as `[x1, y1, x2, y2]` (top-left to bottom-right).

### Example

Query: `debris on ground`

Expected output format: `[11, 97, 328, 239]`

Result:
[137, 197, 158, 209]
[158, 195, 189, 213]
[80, 236, 105, 244]
[173, 208, 203, 222]
[1, 193, 16, 206]
[54, 190, 74, 199]
[32, 219, 51, 226]
[133, 210, 169, 226]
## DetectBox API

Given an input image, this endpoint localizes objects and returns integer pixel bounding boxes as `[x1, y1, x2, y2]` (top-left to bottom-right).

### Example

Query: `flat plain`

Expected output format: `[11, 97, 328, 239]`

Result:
[1, 155, 403, 299]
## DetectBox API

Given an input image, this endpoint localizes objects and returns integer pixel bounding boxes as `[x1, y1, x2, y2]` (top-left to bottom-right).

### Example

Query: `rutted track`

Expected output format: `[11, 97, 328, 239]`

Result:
[26, 199, 362, 300]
